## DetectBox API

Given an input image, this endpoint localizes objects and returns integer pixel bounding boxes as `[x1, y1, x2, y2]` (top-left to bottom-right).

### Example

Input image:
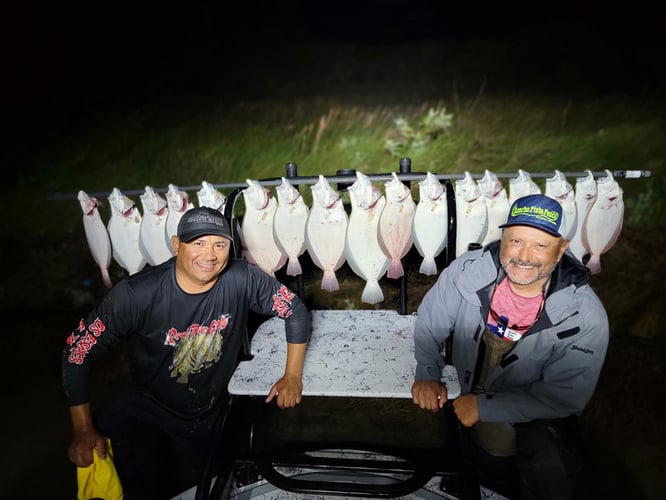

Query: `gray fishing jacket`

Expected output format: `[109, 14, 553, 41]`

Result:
[414, 240, 609, 423]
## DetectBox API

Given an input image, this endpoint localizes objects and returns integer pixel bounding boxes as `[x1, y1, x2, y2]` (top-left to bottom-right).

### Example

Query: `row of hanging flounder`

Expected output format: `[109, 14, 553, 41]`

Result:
[78, 169, 624, 304]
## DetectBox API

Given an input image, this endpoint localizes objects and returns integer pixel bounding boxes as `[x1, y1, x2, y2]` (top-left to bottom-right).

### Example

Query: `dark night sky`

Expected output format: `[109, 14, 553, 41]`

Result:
[4, 1, 664, 148]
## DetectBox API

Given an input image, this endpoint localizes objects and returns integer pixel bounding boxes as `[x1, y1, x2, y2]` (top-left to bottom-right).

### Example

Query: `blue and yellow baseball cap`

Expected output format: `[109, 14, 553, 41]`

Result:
[499, 194, 563, 237]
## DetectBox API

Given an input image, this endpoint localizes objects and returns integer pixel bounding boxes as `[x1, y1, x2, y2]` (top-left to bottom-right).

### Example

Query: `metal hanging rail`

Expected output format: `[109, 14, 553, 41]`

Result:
[47, 164, 651, 201]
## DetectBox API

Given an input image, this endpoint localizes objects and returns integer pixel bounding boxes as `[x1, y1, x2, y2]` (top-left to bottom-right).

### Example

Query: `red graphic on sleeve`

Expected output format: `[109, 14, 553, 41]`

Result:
[272, 285, 295, 318]
[66, 317, 106, 365]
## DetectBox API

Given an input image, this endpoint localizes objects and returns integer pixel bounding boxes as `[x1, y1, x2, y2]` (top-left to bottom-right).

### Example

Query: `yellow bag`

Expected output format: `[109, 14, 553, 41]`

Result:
[76, 438, 123, 500]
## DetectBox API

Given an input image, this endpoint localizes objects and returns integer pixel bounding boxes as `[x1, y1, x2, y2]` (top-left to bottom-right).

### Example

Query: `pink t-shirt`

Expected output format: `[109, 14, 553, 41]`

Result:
[487, 278, 544, 343]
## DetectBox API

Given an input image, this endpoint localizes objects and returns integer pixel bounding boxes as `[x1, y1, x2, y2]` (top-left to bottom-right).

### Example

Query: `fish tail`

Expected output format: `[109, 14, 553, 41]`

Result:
[386, 259, 404, 279]
[419, 257, 437, 276]
[286, 257, 302, 276]
[101, 268, 113, 289]
[586, 254, 602, 274]
[321, 271, 340, 292]
[361, 280, 384, 305]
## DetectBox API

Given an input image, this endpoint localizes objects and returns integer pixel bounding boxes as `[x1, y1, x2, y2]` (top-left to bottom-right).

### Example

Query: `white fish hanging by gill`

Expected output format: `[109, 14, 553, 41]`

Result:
[107, 188, 147, 275]
[78, 191, 113, 288]
[240, 179, 287, 277]
[508, 169, 541, 203]
[568, 170, 597, 262]
[455, 172, 487, 258]
[274, 177, 309, 276]
[413, 172, 448, 275]
[477, 170, 510, 245]
[545, 170, 577, 242]
[197, 181, 226, 212]
[345, 172, 389, 304]
[583, 170, 624, 274]
[305, 175, 348, 292]
[165, 184, 194, 252]
[138, 186, 173, 267]
[378, 172, 415, 279]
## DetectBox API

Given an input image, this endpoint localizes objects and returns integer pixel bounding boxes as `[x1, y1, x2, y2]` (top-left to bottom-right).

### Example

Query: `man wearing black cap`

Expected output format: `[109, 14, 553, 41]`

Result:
[411, 194, 609, 499]
[63, 206, 310, 499]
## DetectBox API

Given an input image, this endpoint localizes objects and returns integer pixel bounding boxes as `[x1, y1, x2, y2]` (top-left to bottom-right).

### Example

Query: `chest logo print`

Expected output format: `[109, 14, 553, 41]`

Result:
[167, 314, 230, 383]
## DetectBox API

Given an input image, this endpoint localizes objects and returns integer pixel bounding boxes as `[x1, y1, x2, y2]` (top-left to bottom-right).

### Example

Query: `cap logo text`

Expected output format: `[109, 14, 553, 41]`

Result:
[185, 213, 224, 226]
[511, 204, 559, 226]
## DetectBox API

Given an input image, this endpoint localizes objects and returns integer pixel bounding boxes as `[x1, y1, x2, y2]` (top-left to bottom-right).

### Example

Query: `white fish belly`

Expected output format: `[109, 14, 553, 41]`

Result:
[83, 212, 113, 287]
[569, 198, 596, 261]
[378, 201, 415, 279]
[569, 174, 597, 261]
[413, 199, 447, 275]
[108, 214, 147, 275]
[455, 198, 487, 257]
[274, 202, 309, 276]
[560, 199, 578, 242]
[305, 205, 348, 291]
[139, 215, 173, 266]
[84, 213, 112, 270]
[483, 198, 510, 245]
[242, 205, 287, 276]
[345, 200, 389, 304]
[583, 202, 624, 273]
[165, 211, 186, 252]
[569, 200, 594, 261]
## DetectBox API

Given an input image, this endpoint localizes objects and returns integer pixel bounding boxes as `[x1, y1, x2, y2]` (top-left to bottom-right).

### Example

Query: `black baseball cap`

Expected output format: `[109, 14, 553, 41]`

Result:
[177, 207, 232, 242]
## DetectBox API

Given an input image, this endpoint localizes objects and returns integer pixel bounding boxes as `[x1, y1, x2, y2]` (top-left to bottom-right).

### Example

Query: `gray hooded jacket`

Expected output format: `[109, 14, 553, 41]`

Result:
[414, 240, 609, 424]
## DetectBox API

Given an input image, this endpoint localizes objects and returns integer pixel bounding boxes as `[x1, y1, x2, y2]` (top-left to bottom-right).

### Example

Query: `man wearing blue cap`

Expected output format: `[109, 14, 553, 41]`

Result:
[63, 206, 310, 499]
[411, 194, 609, 499]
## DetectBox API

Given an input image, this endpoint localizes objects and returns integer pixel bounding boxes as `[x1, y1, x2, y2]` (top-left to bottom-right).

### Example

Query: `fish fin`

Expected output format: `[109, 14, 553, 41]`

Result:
[600, 218, 624, 255]
[586, 254, 602, 274]
[361, 280, 384, 304]
[419, 257, 438, 276]
[308, 252, 324, 270]
[568, 241, 588, 263]
[243, 250, 258, 266]
[386, 259, 404, 279]
[321, 271, 339, 292]
[111, 249, 128, 273]
[138, 236, 153, 266]
[286, 257, 302, 276]
[572, 249, 589, 263]
[101, 268, 113, 289]
[276, 255, 288, 274]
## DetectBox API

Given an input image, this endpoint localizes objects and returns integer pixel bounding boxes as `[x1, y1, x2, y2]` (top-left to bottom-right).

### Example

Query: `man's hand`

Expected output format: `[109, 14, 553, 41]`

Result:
[68, 427, 107, 467]
[267, 341, 306, 408]
[452, 393, 479, 427]
[266, 373, 303, 408]
[411, 380, 448, 411]
[68, 403, 106, 467]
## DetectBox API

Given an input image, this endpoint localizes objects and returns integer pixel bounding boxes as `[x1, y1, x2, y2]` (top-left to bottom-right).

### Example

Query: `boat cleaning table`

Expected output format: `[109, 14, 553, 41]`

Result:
[228, 309, 461, 399]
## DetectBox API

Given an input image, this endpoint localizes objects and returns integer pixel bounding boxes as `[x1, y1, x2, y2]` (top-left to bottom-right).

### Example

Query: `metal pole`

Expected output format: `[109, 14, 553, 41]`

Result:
[49, 169, 651, 200]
